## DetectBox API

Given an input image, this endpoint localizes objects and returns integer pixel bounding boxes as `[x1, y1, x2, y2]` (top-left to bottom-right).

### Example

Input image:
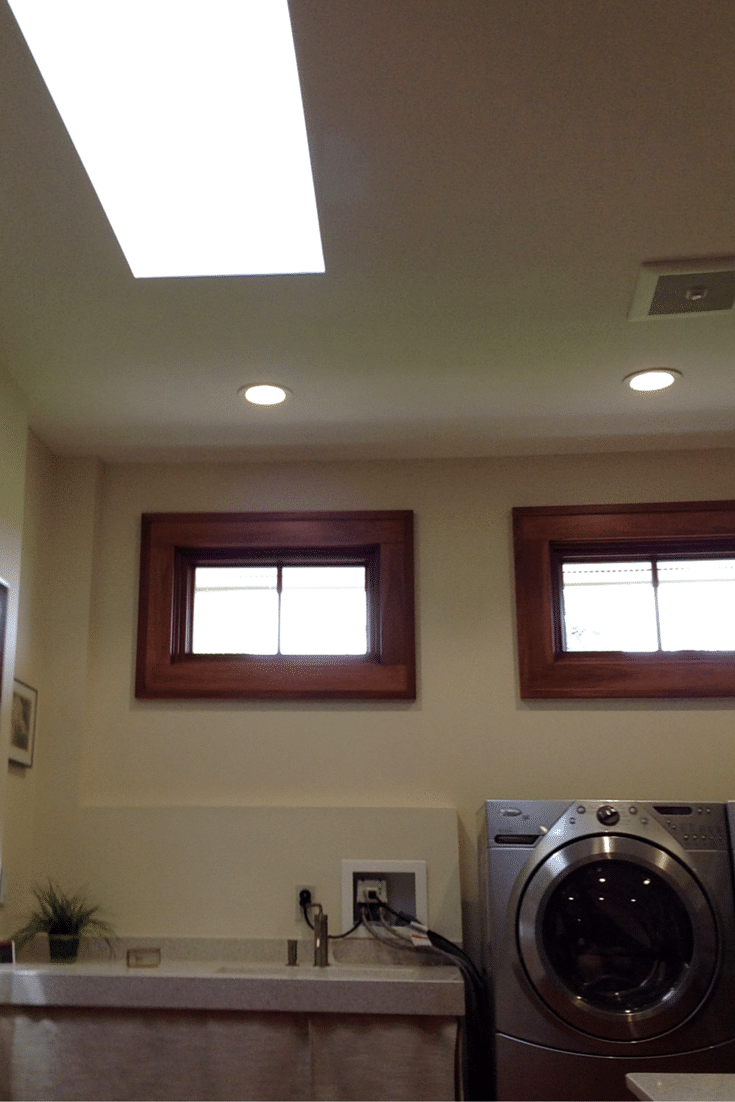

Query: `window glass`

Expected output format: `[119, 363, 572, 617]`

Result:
[281, 566, 367, 655]
[561, 562, 658, 652]
[658, 558, 735, 650]
[561, 557, 735, 654]
[193, 566, 278, 654]
[192, 564, 367, 656]
[542, 860, 693, 1012]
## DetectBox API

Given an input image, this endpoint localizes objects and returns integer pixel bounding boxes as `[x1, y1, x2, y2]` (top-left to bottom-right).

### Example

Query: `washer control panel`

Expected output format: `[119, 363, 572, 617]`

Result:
[565, 801, 728, 850]
[484, 799, 730, 852]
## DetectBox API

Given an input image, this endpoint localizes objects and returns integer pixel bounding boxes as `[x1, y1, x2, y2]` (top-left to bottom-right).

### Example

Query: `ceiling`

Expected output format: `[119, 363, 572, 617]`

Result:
[1, 0, 735, 464]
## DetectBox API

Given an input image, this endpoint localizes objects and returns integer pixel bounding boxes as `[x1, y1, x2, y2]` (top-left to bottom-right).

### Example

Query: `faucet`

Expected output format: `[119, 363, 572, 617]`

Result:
[313, 905, 329, 967]
[299, 889, 330, 967]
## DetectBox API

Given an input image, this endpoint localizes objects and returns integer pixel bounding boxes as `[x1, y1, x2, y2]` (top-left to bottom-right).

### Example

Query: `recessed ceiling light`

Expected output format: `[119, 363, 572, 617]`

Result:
[240, 384, 291, 406]
[623, 368, 682, 392]
[7, 0, 324, 279]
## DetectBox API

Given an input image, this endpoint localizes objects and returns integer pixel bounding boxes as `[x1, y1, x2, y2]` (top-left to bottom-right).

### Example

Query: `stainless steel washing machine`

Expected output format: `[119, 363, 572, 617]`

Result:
[478, 800, 735, 1101]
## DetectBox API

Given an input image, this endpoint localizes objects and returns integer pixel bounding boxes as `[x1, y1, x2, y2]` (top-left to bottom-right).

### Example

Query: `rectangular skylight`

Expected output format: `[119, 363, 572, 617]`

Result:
[8, 0, 324, 278]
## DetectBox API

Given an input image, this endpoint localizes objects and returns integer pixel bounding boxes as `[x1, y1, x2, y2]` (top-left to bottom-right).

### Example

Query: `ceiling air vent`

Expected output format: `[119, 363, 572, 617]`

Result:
[628, 258, 735, 320]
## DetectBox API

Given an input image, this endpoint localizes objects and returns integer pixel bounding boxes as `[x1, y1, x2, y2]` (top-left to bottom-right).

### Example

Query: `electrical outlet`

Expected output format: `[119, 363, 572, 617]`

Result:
[341, 860, 428, 936]
[355, 878, 387, 904]
[296, 885, 317, 923]
[356, 878, 388, 921]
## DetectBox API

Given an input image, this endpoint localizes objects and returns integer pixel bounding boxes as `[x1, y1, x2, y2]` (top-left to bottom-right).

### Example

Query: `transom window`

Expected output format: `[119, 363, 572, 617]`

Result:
[136, 511, 415, 700]
[513, 501, 735, 698]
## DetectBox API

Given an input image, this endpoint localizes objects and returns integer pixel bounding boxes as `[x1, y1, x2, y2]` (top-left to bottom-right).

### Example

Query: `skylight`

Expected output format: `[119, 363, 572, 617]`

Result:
[8, 0, 324, 279]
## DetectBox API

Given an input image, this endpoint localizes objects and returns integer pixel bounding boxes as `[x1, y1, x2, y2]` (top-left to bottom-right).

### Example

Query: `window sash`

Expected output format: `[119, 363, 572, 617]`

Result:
[191, 562, 368, 656]
[559, 554, 735, 654]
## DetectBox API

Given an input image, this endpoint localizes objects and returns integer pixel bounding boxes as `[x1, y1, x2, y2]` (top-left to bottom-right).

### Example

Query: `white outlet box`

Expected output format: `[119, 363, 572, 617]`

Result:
[341, 859, 428, 936]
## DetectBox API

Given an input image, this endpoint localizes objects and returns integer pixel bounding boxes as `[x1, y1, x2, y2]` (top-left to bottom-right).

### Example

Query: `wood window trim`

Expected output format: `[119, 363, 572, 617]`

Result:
[513, 500, 735, 699]
[136, 511, 415, 700]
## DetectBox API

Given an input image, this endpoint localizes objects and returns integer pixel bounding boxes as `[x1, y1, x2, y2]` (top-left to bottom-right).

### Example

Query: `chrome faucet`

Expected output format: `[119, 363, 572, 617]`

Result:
[313, 906, 329, 967]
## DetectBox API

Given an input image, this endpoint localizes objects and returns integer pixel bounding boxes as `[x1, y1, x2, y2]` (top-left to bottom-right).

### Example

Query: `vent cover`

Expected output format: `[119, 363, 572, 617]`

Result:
[629, 258, 735, 320]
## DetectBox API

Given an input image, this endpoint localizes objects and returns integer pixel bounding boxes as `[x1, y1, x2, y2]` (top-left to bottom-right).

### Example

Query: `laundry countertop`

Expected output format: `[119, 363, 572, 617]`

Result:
[0, 958, 464, 1015]
[626, 1072, 735, 1100]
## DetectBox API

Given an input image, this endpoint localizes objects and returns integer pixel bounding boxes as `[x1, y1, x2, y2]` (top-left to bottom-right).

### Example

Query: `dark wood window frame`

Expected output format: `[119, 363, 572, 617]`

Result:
[136, 511, 415, 700]
[513, 500, 735, 699]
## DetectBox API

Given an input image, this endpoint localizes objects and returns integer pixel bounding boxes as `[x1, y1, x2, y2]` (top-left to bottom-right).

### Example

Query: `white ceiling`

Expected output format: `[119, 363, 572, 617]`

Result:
[1, 0, 735, 463]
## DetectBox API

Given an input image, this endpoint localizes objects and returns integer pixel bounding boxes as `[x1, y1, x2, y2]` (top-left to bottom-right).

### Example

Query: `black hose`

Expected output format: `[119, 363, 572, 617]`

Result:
[300, 892, 495, 1098]
[375, 901, 495, 1100]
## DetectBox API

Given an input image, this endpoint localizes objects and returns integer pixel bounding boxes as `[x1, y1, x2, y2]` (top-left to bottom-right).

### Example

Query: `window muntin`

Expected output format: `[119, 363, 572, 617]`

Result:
[512, 501, 735, 698]
[560, 556, 735, 653]
[192, 563, 368, 656]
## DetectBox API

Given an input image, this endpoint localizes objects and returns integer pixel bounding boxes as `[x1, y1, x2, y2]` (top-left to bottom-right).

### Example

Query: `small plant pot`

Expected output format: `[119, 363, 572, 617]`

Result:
[48, 935, 80, 963]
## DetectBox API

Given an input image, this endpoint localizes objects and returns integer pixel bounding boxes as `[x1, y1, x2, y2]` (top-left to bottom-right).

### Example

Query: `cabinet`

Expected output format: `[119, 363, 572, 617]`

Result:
[0, 1007, 459, 1101]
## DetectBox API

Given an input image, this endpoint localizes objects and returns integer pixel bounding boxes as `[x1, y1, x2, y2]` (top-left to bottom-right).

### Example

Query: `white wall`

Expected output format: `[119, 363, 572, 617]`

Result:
[2, 442, 101, 935]
[9, 443, 735, 948]
[0, 363, 28, 929]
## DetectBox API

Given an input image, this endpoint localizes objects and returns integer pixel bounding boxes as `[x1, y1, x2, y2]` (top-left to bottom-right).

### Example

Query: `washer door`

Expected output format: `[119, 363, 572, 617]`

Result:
[517, 835, 718, 1041]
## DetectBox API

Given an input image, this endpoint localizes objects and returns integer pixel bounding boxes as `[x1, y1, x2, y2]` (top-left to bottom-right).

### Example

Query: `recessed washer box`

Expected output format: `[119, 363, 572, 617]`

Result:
[341, 859, 428, 937]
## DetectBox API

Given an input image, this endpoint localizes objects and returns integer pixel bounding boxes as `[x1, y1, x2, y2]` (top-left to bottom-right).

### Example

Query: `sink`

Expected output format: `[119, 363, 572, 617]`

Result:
[306, 965, 428, 981]
[215, 963, 437, 981]
[215, 963, 300, 975]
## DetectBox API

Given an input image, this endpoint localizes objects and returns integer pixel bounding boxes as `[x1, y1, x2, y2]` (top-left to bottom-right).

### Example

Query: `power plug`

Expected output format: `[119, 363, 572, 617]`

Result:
[296, 885, 317, 923]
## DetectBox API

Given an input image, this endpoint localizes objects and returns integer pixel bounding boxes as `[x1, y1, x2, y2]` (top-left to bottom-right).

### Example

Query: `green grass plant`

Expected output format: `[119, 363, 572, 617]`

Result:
[12, 879, 114, 953]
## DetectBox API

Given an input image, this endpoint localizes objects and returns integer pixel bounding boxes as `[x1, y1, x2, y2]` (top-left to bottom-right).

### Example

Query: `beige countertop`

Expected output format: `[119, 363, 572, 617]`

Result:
[626, 1073, 735, 1101]
[0, 959, 464, 1016]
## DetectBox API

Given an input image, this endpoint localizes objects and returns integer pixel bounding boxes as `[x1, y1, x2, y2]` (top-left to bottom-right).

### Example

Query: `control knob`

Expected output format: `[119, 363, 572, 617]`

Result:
[597, 804, 620, 826]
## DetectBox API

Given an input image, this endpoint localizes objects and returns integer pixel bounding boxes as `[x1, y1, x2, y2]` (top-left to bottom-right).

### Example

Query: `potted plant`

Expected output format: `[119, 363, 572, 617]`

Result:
[12, 880, 114, 962]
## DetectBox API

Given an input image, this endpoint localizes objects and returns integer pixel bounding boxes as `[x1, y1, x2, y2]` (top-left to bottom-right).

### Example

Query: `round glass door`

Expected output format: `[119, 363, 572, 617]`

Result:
[517, 836, 718, 1040]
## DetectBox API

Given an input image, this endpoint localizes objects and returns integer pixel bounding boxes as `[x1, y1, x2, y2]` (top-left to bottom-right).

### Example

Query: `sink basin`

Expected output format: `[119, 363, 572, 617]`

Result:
[215, 963, 437, 981]
[215, 963, 300, 975]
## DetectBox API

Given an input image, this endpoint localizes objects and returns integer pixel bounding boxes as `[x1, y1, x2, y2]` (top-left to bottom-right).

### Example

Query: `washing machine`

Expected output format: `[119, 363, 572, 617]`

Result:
[478, 800, 735, 1101]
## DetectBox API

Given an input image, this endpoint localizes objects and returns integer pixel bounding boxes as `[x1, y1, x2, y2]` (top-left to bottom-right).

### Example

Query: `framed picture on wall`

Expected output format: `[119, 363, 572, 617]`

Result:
[0, 582, 6, 698]
[10, 679, 37, 767]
